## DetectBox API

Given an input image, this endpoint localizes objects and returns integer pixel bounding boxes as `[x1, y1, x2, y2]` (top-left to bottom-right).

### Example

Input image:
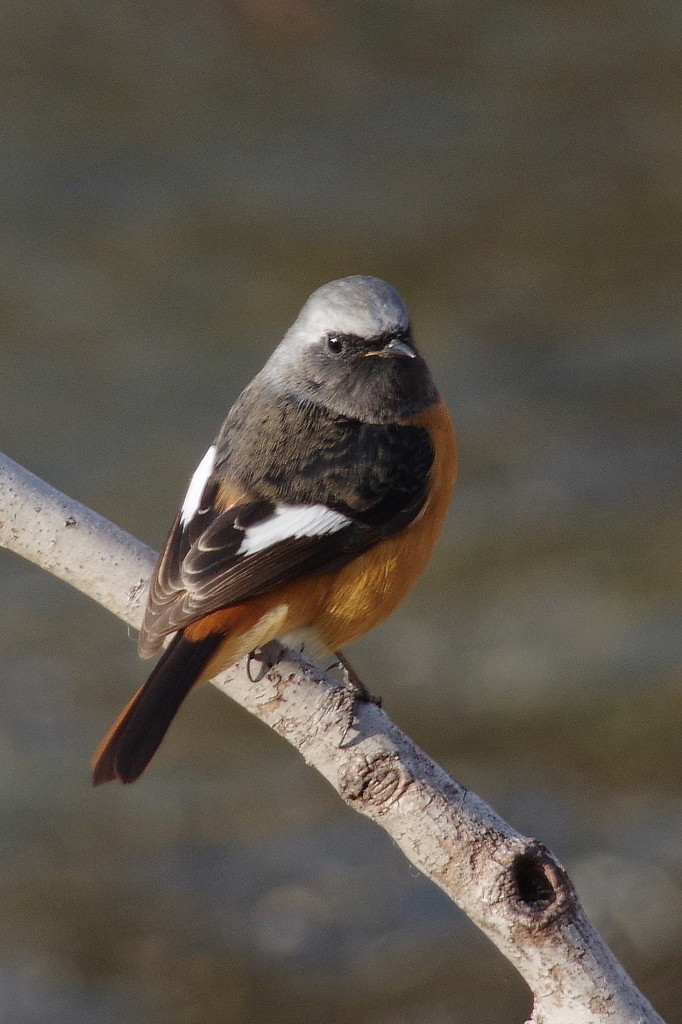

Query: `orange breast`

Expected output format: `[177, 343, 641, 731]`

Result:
[315, 398, 456, 649]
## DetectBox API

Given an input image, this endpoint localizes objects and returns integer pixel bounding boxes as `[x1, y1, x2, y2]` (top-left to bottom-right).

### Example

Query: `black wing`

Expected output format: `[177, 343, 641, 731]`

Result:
[139, 410, 434, 656]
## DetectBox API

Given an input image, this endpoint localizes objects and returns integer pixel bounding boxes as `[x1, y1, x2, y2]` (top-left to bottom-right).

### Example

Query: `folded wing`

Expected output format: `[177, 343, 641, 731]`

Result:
[138, 429, 433, 656]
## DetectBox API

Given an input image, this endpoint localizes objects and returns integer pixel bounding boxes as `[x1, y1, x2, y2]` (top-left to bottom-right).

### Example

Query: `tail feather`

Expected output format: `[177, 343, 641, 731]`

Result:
[92, 632, 223, 786]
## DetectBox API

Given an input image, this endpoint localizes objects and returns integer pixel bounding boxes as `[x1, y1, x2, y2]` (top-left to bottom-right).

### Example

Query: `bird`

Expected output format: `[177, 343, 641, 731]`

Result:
[92, 275, 456, 785]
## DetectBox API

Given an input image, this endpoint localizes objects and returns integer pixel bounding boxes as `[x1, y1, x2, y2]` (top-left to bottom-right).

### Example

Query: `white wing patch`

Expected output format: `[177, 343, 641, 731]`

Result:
[180, 445, 216, 526]
[238, 503, 350, 556]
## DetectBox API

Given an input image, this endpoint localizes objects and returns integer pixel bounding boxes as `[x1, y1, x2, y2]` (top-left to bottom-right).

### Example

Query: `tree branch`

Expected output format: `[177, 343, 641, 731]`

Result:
[0, 451, 665, 1024]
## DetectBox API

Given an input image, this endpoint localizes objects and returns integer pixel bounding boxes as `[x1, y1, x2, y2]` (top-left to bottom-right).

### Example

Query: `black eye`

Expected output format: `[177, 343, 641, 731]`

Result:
[327, 334, 344, 354]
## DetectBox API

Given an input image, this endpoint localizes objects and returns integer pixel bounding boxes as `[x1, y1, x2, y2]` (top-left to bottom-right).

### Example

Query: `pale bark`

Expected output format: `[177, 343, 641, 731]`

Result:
[0, 451, 666, 1024]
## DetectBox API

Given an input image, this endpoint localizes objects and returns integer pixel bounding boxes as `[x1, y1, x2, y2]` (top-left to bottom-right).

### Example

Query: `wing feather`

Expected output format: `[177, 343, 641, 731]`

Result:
[139, 420, 434, 656]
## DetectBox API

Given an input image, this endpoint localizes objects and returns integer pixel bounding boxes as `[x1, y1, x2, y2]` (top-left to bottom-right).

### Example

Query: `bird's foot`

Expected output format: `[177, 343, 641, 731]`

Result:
[333, 649, 382, 708]
[247, 644, 279, 681]
[332, 650, 382, 747]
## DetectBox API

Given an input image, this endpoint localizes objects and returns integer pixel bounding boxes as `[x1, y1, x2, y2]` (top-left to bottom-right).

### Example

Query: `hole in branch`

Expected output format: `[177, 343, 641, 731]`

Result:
[512, 851, 557, 909]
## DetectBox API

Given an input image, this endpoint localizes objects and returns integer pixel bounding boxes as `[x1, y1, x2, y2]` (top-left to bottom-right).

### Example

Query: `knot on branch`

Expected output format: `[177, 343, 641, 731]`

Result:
[507, 839, 577, 930]
[339, 752, 411, 810]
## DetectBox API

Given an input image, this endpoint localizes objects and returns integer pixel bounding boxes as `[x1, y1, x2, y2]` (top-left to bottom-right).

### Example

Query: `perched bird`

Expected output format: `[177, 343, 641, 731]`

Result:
[92, 276, 456, 785]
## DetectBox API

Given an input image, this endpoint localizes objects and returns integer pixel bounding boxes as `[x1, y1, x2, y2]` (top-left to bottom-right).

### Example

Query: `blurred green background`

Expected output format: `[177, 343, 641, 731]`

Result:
[0, 1, 681, 1021]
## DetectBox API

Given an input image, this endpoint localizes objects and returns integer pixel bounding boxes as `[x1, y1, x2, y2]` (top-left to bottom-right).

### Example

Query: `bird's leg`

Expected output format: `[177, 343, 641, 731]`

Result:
[332, 649, 382, 748]
[333, 650, 382, 708]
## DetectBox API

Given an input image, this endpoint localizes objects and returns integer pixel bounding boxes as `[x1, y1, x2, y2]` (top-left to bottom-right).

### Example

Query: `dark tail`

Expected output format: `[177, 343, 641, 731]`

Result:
[92, 632, 223, 786]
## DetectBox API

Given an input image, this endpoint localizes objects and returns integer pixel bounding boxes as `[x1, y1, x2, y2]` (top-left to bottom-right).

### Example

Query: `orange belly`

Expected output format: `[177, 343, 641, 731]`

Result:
[317, 397, 456, 647]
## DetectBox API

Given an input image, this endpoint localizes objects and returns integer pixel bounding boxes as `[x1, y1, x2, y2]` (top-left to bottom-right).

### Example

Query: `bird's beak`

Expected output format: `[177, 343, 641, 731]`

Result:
[383, 338, 416, 358]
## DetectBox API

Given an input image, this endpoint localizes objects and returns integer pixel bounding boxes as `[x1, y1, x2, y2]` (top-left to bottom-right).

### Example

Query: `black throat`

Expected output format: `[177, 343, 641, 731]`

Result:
[215, 380, 435, 521]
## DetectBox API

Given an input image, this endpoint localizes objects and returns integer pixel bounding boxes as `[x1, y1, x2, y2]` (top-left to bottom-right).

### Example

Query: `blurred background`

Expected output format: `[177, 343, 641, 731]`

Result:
[0, 1, 681, 1021]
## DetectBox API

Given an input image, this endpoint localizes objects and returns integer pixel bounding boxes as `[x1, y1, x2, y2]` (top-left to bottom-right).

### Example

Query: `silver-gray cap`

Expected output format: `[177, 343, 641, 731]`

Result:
[262, 276, 436, 423]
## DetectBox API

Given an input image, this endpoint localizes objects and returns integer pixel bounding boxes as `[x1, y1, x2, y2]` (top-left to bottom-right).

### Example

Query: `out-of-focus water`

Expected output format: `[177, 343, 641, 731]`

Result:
[0, 2, 681, 1021]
